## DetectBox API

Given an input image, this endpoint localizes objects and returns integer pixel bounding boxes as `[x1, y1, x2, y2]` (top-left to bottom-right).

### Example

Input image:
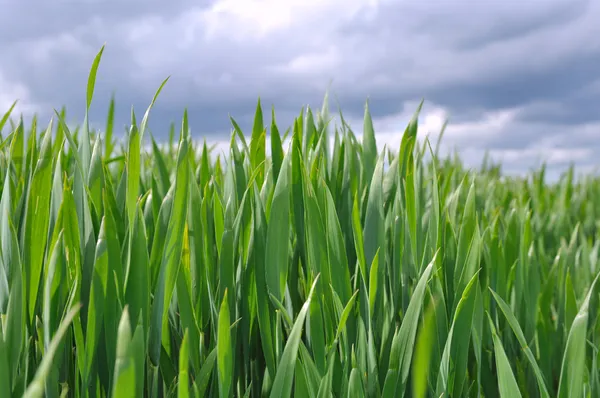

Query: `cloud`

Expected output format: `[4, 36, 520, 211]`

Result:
[0, 0, 599, 177]
[0, 71, 38, 118]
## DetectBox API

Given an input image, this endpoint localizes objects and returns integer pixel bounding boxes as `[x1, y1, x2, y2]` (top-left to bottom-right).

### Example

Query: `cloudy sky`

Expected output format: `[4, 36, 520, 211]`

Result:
[1, 0, 599, 178]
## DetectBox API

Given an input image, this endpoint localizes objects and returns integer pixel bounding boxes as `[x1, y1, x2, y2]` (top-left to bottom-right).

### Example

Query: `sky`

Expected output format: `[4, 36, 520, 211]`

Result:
[1, 0, 599, 179]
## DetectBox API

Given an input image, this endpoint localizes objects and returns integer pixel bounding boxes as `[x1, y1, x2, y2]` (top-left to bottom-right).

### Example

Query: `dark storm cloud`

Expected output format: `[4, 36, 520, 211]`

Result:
[426, 50, 600, 116]
[0, 0, 599, 175]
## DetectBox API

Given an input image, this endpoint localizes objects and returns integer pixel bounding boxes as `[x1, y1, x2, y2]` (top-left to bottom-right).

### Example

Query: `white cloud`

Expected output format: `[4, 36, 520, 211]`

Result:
[273, 47, 341, 76]
[0, 71, 38, 120]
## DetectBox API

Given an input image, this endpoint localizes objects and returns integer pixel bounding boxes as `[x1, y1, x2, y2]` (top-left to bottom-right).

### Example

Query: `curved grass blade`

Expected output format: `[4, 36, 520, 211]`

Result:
[490, 288, 550, 398]
[23, 304, 81, 398]
[195, 346, 217, 397]
[487, 312, 522, 398]
[139, 77, 170, 142]
[334, 290, 359, 341]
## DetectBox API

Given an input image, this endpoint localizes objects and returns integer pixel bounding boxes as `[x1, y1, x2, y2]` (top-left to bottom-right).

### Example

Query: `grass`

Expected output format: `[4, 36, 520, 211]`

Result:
[1, 45, 600, 398]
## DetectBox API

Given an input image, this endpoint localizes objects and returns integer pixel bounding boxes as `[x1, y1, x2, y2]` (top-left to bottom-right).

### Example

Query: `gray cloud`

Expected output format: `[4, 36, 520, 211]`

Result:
[0, 0, 599, 175]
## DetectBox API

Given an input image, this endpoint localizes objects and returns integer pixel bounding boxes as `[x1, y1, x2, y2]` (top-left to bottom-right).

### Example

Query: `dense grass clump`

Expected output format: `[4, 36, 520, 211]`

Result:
[2, 46, 600, 398]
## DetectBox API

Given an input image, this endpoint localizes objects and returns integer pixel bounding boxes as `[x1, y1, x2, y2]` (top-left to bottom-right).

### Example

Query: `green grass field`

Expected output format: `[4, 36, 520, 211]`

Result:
[2, 46, 600, 398]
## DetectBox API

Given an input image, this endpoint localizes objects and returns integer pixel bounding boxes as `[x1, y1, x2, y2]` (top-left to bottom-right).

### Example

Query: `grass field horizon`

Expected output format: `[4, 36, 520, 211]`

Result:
[2, 45, 600, 398]
[4, 96, 593, 186]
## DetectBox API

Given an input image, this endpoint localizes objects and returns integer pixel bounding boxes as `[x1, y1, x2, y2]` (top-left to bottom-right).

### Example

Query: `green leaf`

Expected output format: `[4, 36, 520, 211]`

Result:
[4, 220, 24, 391]
[111, 308, 144, 398]
[0, 100, 18, 135]
[126, 124, 140, 235]
[270, 274, 321, 398]
[86, 45, 105, 110]
[0, 338, 10, 397]
[490, 288, 550, 398]
[348, 368, 365, 398]
[139, 76, 170, 142]
[265, 144, 291, 301]
[23, 121, 54, 324]
[487, 312, 522, 398]
[124, 205, 150, 332]
[105, 94, 115, 157]
[334, 290, 359, 341]
[270, 107, 284, 183]
[178, 329, 190, 398]
[82, 214, 111, 387]
[217, 289, 233, 398]
[195, 347, 217, 397]
[148, 134, 190, 366]
[411, 298, 437, 398]
[253, 188, 277, 378]
[436, 271, 479, 398]
[557, 272, 600, 397]
[368, 249, 380, 316]
[250, 98, 266, 186]
[23, 304, 81, 398]
[362, 100, 377, 185]
[388, 255, 436, 396]
[0, 161, 15, 313]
